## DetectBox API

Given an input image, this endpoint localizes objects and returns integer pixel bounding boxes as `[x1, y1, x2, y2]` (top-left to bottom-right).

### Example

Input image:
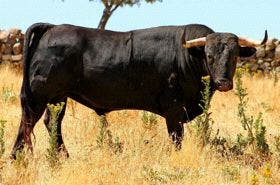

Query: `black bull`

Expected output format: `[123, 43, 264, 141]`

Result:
[10, 23, 267, 158]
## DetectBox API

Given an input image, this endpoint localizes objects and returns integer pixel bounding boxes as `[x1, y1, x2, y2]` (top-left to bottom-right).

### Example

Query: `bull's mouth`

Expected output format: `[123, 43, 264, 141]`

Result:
[215, 79, 233, 92]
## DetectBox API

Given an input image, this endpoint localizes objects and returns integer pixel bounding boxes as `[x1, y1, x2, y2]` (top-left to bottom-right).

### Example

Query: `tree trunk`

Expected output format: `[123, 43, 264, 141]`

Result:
[97, 9, 111, 30]
[98, 4, 120, 30]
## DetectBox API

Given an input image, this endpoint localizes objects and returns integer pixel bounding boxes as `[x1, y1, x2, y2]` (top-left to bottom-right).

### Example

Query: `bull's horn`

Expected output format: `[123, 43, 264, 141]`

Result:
[238, 30, 268, 47]
[183, 37, 206, 48]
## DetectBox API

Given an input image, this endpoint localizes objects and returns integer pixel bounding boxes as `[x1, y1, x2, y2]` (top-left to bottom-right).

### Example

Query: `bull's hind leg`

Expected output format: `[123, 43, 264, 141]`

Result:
[43, 97, 69, 157]
[10, 101, 45, 159]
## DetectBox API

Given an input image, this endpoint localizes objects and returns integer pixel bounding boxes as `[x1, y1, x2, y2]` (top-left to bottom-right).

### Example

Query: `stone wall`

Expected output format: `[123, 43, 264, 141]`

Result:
[239, 38, 280, 73]
[0, 28, 280, 73]
[0, 28, 24, 68]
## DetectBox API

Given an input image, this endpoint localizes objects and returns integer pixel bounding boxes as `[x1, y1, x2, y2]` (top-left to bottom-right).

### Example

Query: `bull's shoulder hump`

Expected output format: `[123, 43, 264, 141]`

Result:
[184, 24, 215, 36]
[185, 24, 214, 31]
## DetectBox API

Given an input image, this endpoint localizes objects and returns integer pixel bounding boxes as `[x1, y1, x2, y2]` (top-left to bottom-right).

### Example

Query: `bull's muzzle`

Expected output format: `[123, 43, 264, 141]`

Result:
[215, 79, 233, 92]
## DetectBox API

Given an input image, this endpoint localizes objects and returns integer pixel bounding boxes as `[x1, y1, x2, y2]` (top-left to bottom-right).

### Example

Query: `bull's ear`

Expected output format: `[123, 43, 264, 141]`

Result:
[239, 46, 257, 58]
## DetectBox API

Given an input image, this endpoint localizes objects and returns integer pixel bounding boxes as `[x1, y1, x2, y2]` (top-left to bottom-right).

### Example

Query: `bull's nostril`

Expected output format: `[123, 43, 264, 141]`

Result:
[215, 79, 233, 91]
[216, 79, 226, 86]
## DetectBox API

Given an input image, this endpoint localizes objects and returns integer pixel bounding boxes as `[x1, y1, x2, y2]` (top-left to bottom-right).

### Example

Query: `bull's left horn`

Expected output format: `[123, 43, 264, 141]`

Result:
[183, 37, 206, 48]
[238, 30, 268, 47]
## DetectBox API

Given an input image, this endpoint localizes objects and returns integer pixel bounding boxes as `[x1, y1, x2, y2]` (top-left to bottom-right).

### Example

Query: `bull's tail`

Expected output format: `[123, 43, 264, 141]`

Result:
[21, 23, 54, 115]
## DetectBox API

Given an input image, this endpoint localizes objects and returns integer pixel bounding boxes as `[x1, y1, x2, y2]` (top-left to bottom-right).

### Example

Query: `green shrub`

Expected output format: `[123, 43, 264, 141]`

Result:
[14, 150, 28, 169]
[142, 165, 187, 184]
[221, 165, 241, 181]
[193, 76, 214, 146]
[46, 102, 65, 168]
[141, 111, 158, 129]
[232, 70, 269, 156]
[96, 115, 109, 148]
[1, 85, 17, 103]
[211, 129, 229, 156]
[96, 115, 123, 154]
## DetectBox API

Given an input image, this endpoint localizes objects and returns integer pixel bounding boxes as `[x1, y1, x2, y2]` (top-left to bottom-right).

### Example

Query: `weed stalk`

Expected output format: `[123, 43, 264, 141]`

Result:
[46, 102, 65, 168]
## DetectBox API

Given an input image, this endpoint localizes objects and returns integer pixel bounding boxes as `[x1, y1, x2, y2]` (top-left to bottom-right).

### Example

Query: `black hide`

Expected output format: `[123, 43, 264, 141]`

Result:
[11, 23, 257, 158]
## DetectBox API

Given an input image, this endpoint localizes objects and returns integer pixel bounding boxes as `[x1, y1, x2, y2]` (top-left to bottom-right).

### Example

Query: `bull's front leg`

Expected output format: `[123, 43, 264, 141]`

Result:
[184, 103, 203, 122]
[165, 107, 185, 150]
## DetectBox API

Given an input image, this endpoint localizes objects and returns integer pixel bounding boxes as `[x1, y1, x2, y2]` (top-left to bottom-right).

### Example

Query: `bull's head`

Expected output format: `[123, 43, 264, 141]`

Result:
[184, 31, 267, 91]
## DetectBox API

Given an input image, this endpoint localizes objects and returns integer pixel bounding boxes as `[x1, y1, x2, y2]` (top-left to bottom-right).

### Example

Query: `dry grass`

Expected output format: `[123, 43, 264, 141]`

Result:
[0, 64, 279, 185]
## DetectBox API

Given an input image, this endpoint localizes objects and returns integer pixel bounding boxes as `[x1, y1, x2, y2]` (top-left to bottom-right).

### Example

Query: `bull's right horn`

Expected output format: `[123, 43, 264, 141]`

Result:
[183, 37, 206, 48]
[238, 30, 268, 47]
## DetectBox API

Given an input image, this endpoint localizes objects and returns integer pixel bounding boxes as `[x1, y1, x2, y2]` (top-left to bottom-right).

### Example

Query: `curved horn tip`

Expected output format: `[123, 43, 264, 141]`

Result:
[261, 30, 268, 45]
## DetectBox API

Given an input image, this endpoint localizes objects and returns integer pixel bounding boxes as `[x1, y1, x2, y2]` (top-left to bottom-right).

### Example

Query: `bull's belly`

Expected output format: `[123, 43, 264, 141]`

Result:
[71, 80, 162, 114]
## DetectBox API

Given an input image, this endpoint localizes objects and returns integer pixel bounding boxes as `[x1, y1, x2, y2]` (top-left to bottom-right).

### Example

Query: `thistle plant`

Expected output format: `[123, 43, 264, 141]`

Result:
[193, 76, 214, 146]
[46, 102, 65, 168]
[141, 111, 158, 130]
[233, 69, 269, 156]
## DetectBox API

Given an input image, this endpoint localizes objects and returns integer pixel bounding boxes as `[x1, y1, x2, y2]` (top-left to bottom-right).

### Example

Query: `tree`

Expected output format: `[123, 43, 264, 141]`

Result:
[91, 0, 162, 30]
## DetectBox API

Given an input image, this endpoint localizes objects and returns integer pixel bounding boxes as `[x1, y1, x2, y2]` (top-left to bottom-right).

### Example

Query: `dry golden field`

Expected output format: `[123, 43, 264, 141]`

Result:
[0, 64, 279, 185]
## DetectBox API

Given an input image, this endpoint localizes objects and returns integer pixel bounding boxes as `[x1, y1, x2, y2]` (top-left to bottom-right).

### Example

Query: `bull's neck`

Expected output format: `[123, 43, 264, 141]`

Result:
[176, 49, 209, 95]
[187, 49, 209, 80]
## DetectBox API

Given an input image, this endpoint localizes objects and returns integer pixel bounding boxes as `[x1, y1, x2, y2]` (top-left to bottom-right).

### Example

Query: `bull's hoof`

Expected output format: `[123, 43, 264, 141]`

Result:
[58, 144, 69, 158]
[9, 154, 17, 160]
[174, 142, 182, 151]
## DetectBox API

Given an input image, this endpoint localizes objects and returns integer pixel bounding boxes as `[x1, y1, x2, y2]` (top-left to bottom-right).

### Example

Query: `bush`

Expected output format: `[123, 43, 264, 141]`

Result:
[1, 85, 17, 103]
[14, 150, 28, 169]
[142, 165, 186, 184]
[141, 111, 158, 130]
[46, 102, 65, 168]
[232, 69, 269, 156]
[96, 115, 123, 154]
[193, 76, 214, 146]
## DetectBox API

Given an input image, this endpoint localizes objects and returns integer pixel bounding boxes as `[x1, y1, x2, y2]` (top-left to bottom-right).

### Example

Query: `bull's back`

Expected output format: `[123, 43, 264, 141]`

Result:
[80, 28, 167, 110]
